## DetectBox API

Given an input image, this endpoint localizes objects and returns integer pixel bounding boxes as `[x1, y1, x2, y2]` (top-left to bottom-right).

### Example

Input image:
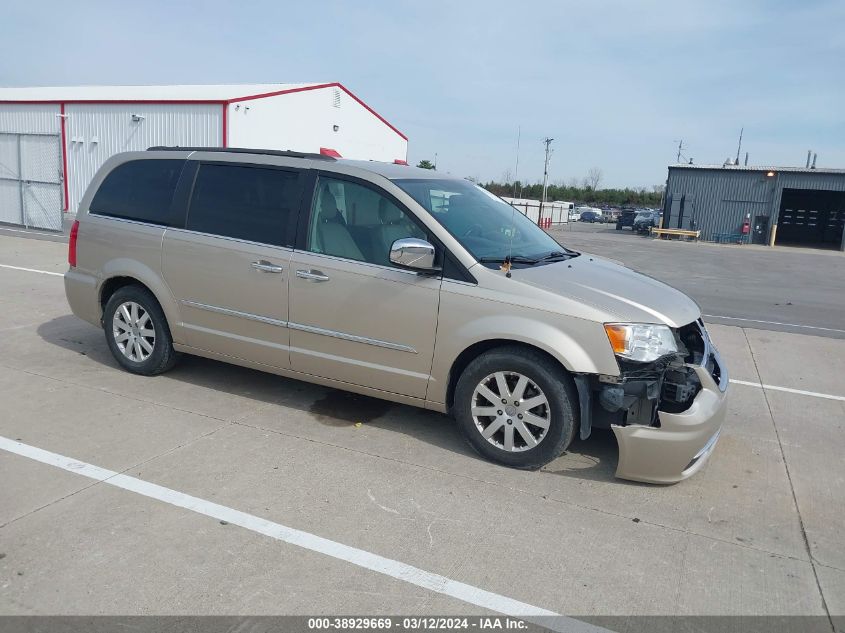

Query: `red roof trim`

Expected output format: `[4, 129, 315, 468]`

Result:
[226, 82, 338, 103]
[228, 82, 407, 141]
[0, 82, 407, 141]
[0, 99, 226, 105]
[319, 147, 343, 158]
[336, 84, 408, 141]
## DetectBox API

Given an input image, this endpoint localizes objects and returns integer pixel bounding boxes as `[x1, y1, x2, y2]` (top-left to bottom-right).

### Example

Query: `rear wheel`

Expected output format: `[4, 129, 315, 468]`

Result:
[453, 346, 578, 469]
[103, 285, 179, 375]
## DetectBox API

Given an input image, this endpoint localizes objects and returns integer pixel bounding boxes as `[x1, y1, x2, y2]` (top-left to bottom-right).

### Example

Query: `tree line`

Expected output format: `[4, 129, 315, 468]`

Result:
[415, 160, 663, 207]
[482, 181, 664, 207]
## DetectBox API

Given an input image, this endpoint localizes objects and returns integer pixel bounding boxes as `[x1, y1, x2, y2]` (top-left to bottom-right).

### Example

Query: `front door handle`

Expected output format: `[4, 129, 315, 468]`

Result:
[251, 260, 284, 274]
[296, 269, 330, 282]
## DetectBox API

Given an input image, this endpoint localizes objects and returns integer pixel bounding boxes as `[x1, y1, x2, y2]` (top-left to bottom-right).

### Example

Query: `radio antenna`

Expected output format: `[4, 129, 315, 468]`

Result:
[512, 126, 521, 198]
[504, 196, 517, 278]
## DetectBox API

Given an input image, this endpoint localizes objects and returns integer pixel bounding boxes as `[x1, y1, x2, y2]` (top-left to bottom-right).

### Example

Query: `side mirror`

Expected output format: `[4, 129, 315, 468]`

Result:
[389, 238, 439, 272]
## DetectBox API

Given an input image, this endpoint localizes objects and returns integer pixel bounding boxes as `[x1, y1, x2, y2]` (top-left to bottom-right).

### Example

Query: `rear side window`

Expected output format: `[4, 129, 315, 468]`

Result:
[187, 163, 300, 247]
[90, 159, 184, 225]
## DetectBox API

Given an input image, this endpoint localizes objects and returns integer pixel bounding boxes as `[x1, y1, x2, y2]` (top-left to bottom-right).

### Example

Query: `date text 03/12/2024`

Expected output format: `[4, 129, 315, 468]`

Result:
[307, 617, 531, 630]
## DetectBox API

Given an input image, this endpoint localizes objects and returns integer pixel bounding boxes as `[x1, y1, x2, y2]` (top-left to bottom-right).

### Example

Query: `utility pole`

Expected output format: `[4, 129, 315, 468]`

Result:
[541, 137, 554, 224]
[735, 127, 743, 165]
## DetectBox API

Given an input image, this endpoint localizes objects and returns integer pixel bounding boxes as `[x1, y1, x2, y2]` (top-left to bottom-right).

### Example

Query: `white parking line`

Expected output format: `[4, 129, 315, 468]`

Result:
[0, 436, 606, 632]
[0, 263, 64, 277]
[704, 314, 845, 334]
[730, 379, 845, 402]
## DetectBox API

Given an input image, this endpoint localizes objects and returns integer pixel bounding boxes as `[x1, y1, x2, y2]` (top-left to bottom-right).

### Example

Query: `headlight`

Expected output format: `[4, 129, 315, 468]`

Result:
[604, 323, 678, 363]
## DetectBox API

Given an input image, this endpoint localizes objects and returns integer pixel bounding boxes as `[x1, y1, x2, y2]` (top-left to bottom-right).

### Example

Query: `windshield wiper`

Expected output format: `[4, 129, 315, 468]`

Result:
[537, 250, 574, 262]
[477, 255, 539, 265]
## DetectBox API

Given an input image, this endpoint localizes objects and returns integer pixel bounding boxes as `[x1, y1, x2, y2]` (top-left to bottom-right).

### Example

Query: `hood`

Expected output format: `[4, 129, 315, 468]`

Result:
[512, 254, 700, 328]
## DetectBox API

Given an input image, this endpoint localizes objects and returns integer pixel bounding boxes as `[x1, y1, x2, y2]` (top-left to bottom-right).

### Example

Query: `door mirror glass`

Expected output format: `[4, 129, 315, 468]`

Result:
[390, 238, 438, 272]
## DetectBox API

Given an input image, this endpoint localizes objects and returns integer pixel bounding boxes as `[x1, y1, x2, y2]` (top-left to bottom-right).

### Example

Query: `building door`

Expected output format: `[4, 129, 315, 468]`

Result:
[0, 132, 63, 231]
[752, 215, 769, 245]
[777, 189, 845, 248]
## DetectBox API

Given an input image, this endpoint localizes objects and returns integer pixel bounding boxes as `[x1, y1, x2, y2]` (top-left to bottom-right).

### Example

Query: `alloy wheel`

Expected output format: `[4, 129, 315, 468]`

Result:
[471, 371, 551, 452]
[112, 301, 156, 362]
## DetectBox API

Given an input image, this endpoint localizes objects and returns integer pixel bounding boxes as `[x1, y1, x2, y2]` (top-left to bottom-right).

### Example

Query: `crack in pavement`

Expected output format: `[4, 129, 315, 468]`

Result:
[742, 327, 835, 633]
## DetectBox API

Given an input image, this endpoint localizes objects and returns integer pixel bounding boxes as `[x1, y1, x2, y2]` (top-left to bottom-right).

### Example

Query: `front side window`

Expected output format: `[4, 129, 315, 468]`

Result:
[187, 163, 300, 247]
[307, 177, 426, 266]
[393, 178, 569, 263]
[90, 159, 184, 225]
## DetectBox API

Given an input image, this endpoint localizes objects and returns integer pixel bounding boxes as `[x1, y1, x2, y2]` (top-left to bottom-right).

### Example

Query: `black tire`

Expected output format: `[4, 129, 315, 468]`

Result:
[453, 346, 578, 469]
[103, 284, 180, 376]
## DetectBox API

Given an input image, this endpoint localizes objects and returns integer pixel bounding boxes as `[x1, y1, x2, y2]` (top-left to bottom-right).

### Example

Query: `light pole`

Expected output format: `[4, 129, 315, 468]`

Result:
[541, 137, 554, 225]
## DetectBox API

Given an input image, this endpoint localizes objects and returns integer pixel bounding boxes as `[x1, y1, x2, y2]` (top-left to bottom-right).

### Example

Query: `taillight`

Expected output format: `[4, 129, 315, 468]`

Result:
[68, 220, 79, 267]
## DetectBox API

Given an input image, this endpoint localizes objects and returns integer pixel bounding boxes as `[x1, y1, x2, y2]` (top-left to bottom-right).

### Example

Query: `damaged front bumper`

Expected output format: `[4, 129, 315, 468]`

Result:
[613, 363, 728, 483]
[580, 320, 729, 484]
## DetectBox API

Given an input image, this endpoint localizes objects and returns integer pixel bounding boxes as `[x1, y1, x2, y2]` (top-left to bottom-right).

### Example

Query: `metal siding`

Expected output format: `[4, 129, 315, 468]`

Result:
[0, 103, 61, 134]
[666, 166, 845, 242]
[65, 103, 221, 212]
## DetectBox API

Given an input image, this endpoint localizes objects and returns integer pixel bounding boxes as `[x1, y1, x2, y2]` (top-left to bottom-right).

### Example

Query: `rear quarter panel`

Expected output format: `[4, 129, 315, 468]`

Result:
[75, 216, 182, 341]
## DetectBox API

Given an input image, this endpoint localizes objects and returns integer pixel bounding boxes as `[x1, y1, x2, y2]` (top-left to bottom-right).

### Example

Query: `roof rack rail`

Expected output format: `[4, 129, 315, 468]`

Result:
[146, 146, 336, 161]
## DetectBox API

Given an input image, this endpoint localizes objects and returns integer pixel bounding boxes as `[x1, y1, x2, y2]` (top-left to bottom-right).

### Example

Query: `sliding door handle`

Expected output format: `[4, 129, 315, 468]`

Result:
[251, 260, 284, 274]
[296, 269, 330, 282]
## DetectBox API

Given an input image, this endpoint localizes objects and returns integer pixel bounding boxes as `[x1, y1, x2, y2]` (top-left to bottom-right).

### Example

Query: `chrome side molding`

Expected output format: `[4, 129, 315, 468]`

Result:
[180, 300, 415, 353]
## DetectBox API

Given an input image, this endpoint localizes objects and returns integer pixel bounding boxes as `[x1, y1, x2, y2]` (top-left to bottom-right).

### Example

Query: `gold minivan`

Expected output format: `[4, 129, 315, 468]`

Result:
[65, 148, 728, 483]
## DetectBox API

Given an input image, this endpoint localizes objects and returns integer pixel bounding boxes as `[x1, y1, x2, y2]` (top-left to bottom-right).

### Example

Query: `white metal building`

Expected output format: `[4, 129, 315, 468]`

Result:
[0, 83, 408, 230]
[501, 197, 571, 225]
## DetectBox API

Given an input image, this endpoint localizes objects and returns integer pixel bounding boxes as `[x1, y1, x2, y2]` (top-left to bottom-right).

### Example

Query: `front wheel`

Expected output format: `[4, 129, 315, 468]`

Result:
[453, 346, 578, 469]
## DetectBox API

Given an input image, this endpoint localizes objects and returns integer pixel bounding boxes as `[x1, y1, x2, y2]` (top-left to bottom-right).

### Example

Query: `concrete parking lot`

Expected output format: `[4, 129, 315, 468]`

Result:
[1, 229, 843, 631]
[551, 223, 845, 338]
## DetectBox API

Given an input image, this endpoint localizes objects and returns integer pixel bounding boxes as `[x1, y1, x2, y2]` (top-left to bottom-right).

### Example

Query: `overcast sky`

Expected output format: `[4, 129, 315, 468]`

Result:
[2, 1, 843, 188]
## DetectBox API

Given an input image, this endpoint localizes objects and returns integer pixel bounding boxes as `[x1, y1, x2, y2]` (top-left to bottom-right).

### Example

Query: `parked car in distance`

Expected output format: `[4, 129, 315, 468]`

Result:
[616, 209, 637, 230]
[602, 209, 621, 224]
[633, 210, 661, 234]
[64, 147, 727, 483]
[578, 210, 602, 223]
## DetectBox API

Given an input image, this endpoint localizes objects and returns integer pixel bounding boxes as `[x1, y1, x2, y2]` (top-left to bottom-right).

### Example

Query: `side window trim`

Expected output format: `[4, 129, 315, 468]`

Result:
[168, 160, 199, 230]
[184, 160, 307, 248]
[294, 168, 319, 252]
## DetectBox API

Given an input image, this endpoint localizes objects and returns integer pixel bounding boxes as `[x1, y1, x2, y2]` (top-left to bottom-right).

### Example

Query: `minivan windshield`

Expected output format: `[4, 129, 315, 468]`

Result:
[393, 178, 574, 264]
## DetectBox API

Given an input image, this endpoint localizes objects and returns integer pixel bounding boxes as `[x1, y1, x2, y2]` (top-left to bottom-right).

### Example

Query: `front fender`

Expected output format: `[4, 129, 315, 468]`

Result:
[427, 297, 619, 406]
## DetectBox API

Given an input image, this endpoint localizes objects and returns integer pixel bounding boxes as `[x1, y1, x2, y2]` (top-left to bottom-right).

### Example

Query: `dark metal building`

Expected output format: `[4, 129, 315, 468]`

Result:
[663, 164, 845, 249]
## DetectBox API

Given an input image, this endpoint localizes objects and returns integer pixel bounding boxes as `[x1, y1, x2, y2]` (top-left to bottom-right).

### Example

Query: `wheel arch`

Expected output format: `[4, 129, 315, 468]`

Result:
[445, 339, 575, 412]
[97, 262, 182, 343]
